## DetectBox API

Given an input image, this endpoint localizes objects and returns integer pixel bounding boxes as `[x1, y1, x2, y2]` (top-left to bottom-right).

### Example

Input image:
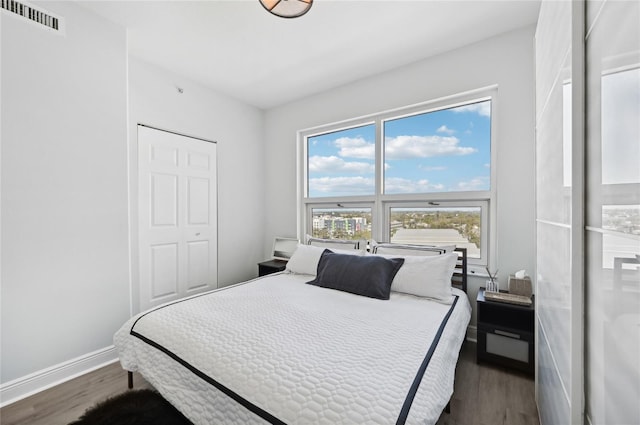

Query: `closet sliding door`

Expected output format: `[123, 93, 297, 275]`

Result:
[535, 2, 584, 423]
[584, 2, 640, 423]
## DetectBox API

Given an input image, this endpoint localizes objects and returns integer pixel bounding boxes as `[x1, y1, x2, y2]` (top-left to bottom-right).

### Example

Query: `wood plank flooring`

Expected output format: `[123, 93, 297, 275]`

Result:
[1, 342, 539, 425]
[0, 365, 151, 425]
[435, 342, 540, 425]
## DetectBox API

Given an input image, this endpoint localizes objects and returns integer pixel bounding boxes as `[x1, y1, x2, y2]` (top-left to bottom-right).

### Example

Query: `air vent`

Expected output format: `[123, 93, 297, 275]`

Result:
[1, 0, 63, 32]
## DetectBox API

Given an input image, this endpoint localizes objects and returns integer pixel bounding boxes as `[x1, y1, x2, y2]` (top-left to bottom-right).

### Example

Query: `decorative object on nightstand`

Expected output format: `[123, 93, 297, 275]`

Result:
[477, 287, 535, 375]
[508, 269, 533, 297]
[485, 267, 499, 292]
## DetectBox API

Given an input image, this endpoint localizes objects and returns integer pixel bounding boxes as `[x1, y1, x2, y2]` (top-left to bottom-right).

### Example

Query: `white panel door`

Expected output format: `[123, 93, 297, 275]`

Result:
[138, 125, 217, 310]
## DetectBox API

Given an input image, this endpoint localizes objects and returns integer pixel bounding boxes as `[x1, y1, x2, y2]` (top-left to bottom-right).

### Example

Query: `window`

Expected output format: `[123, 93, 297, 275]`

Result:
[299, 89, 496, 267]
[383, 100, 491, 194]
[388, 204, 487, 259]
[307, 124, 375, 197]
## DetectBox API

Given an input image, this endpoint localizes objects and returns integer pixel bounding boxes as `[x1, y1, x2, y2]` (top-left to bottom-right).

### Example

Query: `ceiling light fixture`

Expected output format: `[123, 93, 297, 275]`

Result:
[259, 0, 312, 19]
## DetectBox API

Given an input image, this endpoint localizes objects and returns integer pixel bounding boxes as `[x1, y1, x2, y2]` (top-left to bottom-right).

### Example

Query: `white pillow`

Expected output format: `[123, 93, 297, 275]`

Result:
[286, 244, 363, 276]
[369, 252, 458, 303]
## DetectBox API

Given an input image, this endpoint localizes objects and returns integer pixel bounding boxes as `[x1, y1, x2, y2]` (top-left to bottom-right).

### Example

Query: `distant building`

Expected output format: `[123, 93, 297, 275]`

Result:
[313, 215, 368, 236]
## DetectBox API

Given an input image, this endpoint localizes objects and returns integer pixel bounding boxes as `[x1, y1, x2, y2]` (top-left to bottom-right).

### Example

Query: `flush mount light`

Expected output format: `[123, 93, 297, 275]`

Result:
[259, 0, 313, 18]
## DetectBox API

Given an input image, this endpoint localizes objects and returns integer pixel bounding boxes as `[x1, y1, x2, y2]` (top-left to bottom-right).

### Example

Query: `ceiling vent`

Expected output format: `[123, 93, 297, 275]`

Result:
[1, 0, 64, 33]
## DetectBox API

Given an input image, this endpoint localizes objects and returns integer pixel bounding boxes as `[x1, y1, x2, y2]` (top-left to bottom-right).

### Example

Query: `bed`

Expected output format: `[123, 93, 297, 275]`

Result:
[114, 243, 470, 425]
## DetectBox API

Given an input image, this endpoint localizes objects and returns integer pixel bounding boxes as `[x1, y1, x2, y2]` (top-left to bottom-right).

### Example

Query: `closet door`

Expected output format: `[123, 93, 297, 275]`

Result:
[535, 2, 584, 423]
[138, 125, 217, 311]
[584, 2, 640, 424]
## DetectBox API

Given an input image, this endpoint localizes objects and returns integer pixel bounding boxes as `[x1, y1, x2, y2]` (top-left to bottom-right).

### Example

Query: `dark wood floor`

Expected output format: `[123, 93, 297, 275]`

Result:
[0, 342, 539, 425]
[435, 342, 539, 425]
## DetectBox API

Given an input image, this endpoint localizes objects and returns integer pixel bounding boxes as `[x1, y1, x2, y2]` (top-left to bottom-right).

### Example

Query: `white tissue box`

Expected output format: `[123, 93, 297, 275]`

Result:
[508, 275, 532, 297]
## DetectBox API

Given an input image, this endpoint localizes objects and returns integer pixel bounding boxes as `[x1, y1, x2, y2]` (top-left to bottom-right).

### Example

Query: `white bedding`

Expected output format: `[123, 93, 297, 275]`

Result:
[114, 272, 471, 425]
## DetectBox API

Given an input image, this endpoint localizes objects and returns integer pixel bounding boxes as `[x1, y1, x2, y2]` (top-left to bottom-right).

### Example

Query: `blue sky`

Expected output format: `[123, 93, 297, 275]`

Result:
[308, 100, 491, 197]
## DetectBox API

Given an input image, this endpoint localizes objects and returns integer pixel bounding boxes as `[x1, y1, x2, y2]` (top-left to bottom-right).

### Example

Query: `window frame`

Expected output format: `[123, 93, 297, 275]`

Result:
[297, 86, 498, 270]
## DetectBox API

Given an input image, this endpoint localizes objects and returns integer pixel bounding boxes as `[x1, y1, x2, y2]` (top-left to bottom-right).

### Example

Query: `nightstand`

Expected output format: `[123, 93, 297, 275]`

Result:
[258, 259, 287, 277]
[477, 287, 535, 375]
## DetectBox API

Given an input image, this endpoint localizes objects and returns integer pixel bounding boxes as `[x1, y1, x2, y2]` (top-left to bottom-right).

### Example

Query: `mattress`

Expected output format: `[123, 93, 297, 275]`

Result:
[114, 272, 471, 425]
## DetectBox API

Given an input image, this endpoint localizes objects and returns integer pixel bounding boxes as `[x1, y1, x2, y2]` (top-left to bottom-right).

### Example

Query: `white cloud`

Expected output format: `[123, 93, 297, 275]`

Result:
[455, 176, 490, 191]
[385, 177, 445, 194]
[453, 102, 491, 117]
[437, 125, 455, 135]
[334, 137, 375, 159]
[308, 155, 374, 174]
[309, 176, 375, 195]
[384, 135, 476, 159]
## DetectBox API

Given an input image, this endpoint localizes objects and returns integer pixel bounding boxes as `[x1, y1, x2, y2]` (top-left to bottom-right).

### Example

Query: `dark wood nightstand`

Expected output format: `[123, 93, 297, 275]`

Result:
[477, 287, 535, 375]
[258, 259, 287, 277]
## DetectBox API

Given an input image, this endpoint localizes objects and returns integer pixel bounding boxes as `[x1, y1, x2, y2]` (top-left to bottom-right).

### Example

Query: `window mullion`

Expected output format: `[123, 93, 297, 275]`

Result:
[375, 117, 384, 242]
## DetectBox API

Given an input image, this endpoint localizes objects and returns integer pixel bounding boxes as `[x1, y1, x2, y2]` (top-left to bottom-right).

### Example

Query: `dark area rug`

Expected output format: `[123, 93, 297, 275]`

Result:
[68, 389, 194, 425]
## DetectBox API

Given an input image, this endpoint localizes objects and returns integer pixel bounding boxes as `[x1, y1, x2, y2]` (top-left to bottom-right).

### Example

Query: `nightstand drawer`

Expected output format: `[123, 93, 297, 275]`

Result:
[477, 327, 534, 374]
[486, 331, 529, 362]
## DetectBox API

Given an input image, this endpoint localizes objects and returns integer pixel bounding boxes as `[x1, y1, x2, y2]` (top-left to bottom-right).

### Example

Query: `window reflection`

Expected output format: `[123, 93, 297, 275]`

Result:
[591, 66, 640, 425]
[601, 68, 640, 185]
[585, 3, 639, 424]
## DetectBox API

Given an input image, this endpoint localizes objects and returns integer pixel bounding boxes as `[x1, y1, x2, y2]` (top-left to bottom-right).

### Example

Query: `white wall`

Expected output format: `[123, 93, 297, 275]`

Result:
[263, 27, 536, 329]
[0, 2, 266, 398]
[1, 2, 129, 383]
[127, 58, 265, 310]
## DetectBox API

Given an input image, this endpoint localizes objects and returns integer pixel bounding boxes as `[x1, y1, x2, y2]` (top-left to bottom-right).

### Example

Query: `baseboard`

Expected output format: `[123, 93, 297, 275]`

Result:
[0, 345, 119, 408]
[466, 325, 478, 342]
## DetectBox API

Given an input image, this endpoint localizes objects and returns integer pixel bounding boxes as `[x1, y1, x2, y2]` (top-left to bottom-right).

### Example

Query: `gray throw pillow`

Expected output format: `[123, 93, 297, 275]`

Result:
[306, 250, 404, 300]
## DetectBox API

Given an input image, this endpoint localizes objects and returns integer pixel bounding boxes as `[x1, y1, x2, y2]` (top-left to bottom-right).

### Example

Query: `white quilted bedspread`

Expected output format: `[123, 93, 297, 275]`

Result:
[114, 273, 470, 425]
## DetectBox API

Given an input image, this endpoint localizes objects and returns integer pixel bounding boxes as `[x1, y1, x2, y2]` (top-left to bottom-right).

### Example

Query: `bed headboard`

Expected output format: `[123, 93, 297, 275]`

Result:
[452, 247, 467, 293]
[370, 242, 468, 293]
